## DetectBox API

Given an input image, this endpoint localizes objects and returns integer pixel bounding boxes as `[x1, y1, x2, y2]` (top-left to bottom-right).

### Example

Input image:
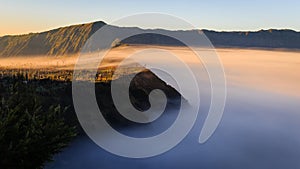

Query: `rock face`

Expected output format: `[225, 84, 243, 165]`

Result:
[203, 29, 300, 49]
[1, 21, 300, 57]
[0, 21, 106, 56]
[95, 70, 182, 126]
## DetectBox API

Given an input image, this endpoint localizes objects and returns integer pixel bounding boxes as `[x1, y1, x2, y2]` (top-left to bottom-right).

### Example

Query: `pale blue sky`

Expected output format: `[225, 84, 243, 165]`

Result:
[0, 0, 299, 36]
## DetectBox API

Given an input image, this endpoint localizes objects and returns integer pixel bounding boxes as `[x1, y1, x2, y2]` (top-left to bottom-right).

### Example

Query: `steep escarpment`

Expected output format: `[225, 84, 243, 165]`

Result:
[96, 70, 182, 126]
[0, 21, 106, 56]
[1, 21, 300, 57]
[203, 29, 300, 49]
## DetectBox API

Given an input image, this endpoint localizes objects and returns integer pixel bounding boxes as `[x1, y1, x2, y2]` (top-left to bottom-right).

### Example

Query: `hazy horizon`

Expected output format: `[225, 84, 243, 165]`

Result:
[1, 19, 300, 38]
[1, 0, 300, 36]
[1, 45, 299, 97]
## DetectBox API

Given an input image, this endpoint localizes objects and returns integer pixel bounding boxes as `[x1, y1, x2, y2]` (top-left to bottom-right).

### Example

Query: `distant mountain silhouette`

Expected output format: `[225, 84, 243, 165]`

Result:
[203, 29, 300, 49]
[0, 21, 299, 57]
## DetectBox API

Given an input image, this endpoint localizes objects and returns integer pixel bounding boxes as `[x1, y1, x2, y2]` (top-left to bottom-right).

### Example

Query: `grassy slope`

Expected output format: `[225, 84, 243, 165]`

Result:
[0, 21, 105, 56]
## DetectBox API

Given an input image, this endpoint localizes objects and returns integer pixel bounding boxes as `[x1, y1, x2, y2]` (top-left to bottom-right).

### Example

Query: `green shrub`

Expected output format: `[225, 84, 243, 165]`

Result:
[0, 82, 76, 169]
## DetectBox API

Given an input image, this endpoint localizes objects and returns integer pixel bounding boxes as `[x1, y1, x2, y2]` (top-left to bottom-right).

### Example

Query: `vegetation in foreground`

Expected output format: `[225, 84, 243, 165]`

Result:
[0, 75, 77, 169]
[0, 69, 181, 169]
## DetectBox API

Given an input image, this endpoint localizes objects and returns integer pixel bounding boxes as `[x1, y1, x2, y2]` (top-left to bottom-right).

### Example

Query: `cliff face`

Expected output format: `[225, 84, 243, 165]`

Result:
[0, 21, 299, 57]
[96, 70, 182, 126]
[0, 21, 106, 56]
[203, 29, 300, 49]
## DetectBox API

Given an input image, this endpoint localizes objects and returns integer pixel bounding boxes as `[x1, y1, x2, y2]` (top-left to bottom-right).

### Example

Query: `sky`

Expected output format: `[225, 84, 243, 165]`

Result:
[0, 0, 299, 36]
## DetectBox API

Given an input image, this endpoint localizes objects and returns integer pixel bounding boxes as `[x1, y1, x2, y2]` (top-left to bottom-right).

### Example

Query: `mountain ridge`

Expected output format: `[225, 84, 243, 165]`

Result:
[1, 21, 299, 57]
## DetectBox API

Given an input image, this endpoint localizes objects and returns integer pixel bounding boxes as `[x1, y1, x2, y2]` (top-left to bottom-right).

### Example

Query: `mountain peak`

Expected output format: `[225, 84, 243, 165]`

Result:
[0, 22, 300, 57]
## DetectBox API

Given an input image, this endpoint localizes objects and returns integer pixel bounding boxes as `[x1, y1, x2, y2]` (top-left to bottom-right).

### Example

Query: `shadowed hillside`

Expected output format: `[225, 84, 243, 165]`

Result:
[203, 29, 300, 49]
[0, 21, 300, 57]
